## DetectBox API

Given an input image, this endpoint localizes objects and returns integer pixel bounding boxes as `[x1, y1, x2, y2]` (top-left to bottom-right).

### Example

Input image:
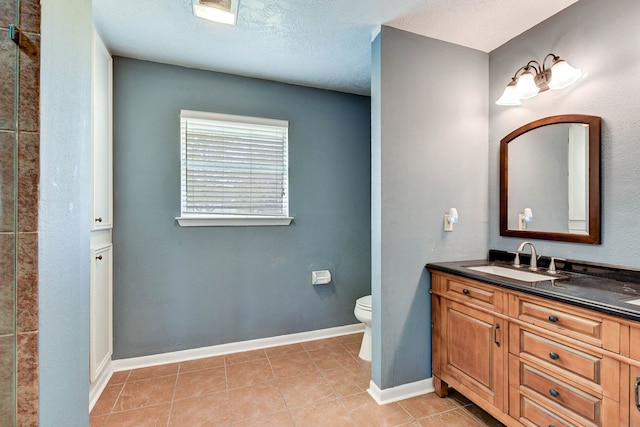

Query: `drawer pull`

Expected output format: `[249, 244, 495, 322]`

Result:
[462, 288, 470, 295]
[95, 255, 103, 261]
[549, 388, 560, 398]
[95, 217, 103, 223]
[494, 323, 501, 347]
[548, 315, 559, 323]
[549, 352, 559, 360]
[635, 376, 640, 411]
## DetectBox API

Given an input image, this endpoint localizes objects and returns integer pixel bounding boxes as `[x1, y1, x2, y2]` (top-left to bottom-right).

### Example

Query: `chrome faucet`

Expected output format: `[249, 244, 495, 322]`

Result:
[517, 241, 538, 271]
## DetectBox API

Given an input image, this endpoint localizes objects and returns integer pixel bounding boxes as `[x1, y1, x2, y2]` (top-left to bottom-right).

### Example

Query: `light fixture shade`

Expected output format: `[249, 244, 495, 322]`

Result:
[523, 208, 533, 222]
[549, 60, 582, 90]
[495, 81, 521, 106]
[514, 71, 539, 100]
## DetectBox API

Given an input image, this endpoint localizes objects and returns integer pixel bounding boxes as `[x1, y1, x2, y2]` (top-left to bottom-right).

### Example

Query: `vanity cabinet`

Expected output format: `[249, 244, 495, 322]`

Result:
[431, 270, 634, 427]
[431, 273, 510, 422]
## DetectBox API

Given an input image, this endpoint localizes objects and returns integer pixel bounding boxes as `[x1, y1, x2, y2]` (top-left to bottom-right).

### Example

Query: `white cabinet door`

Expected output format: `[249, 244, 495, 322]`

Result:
[91, 30, 113, 230]
[90, 244, 113, 382]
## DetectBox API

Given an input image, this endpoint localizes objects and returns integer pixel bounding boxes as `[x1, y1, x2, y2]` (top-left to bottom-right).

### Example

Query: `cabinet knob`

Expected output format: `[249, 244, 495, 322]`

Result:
[95, 217, 103, 223]
[548, 315, 559, 323]
[95, 255, 103, 261]
[549, 388, 560, 398]
[462, 289, 470, 295]
[549, 352, 559, 360]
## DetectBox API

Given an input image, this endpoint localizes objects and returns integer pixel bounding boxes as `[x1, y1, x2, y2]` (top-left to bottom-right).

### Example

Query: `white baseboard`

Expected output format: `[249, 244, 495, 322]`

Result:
[111, 323, 364, 372]
[89, 359, 113, 411]
[367, 378, 434, 405]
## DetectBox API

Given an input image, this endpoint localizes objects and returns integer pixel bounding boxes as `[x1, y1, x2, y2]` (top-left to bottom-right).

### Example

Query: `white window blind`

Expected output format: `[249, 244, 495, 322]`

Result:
[178, 110, 291, 226]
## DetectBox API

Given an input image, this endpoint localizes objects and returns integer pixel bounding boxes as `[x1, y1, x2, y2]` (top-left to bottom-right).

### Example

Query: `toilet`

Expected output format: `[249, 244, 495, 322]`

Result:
[353, 295, 372, 361]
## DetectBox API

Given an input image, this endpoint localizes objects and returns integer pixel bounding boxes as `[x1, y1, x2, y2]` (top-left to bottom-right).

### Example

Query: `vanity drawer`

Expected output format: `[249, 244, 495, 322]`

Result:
[513, 295, 604, 346]
[442, 275, 504, 312]
[514, 326, 601, 386]
[519, 362, 601, 425]
[517, 395, 574, 427]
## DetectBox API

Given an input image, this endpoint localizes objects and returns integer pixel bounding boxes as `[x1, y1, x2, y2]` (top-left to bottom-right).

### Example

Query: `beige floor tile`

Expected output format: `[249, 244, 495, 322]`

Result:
[225, 349, 267, 365]
[333, 333, 364, 346]
[301, 337, 341, 351]
[446, 389, 473, 407]
[342, 342, 362, 358]
[105, 403, 172, 427]
[398, 393, 461, 419]
[341, 392, 412, 427]
[323, 365, 371, 397]
[91, 383, 124, 416]
[169, 391, 230, 426]
[113, 375, 177, 412]
[179, 355, 225, 373]
[90, 414, 108, 427]
[226, 359, 275, 389]
[460, 405, 506, 427]
[89, 336, 505, 427]
[308, 345, 360, 371]
[264, 343, 305, 359]
[416, 408, 484, 427]
[269, 351, 318, 379]
[289, 399, 356, 426]
[108, 370, 131, 385]
[228, 381, 286, 422]
[231, 411, 293, 426]
[174, 366, 226, 400]
[278, 371, 335, 409]
[128, 363, 180, 381]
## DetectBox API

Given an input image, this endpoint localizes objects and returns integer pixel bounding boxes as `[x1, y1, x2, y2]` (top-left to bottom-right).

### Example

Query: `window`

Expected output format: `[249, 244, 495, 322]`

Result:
[176, 110, 292, 226]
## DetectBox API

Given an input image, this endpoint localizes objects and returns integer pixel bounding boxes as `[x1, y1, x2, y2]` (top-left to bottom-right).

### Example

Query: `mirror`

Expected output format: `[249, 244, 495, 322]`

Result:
[500, 114, 601, 244]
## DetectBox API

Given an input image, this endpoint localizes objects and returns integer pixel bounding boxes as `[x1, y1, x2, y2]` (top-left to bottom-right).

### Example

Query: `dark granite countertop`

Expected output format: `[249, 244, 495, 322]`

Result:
[426, 250, 640, 323]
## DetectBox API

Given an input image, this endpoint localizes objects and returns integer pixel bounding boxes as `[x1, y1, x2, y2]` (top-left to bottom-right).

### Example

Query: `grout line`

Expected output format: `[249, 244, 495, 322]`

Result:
[164, 369, 180, 427]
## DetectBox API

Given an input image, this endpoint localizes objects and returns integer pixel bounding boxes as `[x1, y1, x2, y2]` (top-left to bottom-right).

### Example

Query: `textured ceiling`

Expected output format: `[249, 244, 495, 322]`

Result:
[92, 0, 579, 95]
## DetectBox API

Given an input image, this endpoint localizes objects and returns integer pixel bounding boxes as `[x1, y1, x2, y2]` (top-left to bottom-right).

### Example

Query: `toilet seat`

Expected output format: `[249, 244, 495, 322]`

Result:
[355, 295, 371, 311]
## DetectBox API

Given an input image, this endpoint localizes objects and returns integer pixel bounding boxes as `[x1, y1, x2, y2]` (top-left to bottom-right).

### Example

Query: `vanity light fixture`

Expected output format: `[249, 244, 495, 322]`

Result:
[444, 208, 459, 232]
[192, 0, 239, 25]
[496, 54, 582, 106]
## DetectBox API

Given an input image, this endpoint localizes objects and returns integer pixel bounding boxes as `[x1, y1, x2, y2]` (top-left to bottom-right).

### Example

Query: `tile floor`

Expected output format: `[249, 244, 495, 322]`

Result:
[90, 332, 505, 426]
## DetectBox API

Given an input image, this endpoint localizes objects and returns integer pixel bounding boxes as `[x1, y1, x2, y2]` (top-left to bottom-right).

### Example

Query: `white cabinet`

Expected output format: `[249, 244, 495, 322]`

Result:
[90, 244, 113, 382]
[91, 29, 113, 231]
[90, 28, 113, 385]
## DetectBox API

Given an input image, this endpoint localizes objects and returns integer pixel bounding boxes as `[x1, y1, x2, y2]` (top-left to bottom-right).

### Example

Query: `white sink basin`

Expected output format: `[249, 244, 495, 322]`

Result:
[467, 265, 553, 283]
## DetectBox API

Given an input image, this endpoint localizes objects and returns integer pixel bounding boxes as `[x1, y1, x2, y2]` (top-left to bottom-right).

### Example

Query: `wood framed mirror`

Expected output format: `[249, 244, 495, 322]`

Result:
[500, 114, 601, 244]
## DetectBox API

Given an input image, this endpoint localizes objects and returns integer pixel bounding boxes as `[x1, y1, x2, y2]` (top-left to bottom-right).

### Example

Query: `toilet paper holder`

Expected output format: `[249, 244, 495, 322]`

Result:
[311, 270, 332, 285]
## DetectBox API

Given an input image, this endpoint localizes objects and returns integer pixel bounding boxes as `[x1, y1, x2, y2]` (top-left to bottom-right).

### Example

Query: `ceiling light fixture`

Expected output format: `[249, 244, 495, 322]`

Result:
[192, 0, 239, 25]
[496, 54, 582, 106]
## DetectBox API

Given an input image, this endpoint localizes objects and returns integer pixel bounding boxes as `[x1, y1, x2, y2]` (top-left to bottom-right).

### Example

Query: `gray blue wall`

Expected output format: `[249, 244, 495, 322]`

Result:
[489, 0, 640, 267]
[371, 27, 489, 389]
[39, 0, 92, 424]
[112, 58, 371, 358]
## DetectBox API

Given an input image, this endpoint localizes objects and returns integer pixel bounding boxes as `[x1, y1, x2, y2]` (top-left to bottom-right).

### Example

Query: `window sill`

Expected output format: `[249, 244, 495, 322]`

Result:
[176, 216, 294, 227]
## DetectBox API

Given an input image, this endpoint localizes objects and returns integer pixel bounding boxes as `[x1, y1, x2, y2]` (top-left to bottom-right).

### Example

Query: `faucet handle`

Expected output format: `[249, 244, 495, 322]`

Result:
[510, 251, 521, 268]
[548, 257, 566, 274]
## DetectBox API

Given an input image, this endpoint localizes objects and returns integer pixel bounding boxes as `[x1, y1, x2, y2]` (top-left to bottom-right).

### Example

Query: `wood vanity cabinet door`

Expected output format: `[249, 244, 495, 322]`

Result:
[630, 368, 640, 427]
[440, 298, 506, 411]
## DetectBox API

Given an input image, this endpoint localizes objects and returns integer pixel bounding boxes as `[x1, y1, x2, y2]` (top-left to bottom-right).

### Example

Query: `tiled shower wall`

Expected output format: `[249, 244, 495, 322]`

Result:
[0, 0, 40, 425]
